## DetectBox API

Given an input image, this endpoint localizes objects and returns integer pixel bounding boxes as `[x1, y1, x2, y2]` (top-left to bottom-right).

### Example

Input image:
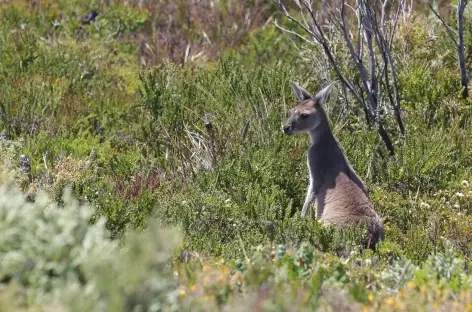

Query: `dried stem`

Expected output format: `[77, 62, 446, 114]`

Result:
[203, 113, 217, 168]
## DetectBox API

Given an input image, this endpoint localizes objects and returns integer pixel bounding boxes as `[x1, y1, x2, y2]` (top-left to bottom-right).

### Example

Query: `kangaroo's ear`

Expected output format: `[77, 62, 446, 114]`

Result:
[313, 83, 333, 106]
[290, 81, 312, 102]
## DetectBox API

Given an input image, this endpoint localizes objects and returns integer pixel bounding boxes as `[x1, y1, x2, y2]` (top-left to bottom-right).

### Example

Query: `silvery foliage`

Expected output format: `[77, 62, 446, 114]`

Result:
[0, 184, 181, 311]
[381, 244, 472, 293]
[381, 258, 417, 292]
[427, 244, 469, 285]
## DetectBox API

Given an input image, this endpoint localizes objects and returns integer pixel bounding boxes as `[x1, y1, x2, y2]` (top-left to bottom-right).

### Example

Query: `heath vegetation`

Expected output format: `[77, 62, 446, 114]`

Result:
[1, 0, 472, 311]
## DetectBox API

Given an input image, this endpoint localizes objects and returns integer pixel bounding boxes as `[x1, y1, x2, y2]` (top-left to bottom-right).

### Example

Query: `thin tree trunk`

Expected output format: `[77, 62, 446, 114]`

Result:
[378, 122, 395, 156]
[458, 0, 469, 99]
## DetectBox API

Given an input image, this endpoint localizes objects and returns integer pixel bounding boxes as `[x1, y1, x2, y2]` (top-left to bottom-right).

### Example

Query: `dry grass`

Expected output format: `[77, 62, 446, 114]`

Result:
[130, 0, 277, 65]
[125, 0, 457, 66]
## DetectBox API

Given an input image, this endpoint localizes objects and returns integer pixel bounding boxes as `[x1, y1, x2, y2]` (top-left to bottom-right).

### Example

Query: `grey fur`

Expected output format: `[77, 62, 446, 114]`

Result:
[290, 81, 312, 102]
[283, 82, 384, 249]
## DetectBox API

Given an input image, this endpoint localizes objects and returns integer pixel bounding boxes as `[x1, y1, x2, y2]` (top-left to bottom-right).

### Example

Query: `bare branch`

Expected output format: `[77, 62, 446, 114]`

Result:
[429, 0, 469, 98]
[339, 0, 377, 114]
[274, 20, 315, 45]
[388, 0, 405, 49]
[295, 0, 313, 34]
[302, 0, 366, 107]
[427, 3, 458, 44]
[381, 0, 387, 37]
[367, 0, 405, 134]
[458, 0, 469, 98]
[275, 0, 322, 42]
[362, 2, 377, 100]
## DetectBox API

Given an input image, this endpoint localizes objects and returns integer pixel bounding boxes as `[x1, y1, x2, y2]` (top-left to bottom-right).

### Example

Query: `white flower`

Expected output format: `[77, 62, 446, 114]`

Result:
[419, 202, 431, 209]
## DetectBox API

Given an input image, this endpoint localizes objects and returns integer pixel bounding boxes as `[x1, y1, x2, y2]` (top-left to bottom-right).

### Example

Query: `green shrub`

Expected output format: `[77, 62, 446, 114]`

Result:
[0, 183, 181, 311]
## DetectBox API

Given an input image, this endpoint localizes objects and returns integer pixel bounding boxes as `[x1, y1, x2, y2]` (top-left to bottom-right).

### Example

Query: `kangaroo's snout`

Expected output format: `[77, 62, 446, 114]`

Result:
[283, 125, 293, 135]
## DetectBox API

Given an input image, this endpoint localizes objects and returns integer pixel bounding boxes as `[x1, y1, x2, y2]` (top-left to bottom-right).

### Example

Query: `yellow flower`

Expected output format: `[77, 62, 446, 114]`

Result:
[363, 306, 370, 312]
[190, 284, 197, 292]
[368, 294, 374, 302]
[385, 297, 395, 306]
[221, 267, 230, 276]
[407, 281, 415, 289]
[179, 289, 187, 297]
[466, 303, 472, 312]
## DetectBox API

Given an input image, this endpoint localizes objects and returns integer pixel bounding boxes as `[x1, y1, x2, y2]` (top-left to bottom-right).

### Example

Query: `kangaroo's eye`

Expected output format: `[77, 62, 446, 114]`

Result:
[300, 113, 309, 119]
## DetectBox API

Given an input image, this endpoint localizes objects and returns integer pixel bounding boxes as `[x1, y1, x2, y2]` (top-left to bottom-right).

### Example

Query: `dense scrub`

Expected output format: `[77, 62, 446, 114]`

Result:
[1, 0, 472, 310]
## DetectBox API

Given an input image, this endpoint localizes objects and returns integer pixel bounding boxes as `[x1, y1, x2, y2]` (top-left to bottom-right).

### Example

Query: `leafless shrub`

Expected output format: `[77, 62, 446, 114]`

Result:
[275, 0, 408, 155]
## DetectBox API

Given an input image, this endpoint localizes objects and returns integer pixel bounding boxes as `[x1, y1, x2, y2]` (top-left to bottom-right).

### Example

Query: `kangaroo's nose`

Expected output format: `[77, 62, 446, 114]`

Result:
[283, 125, 292, 135]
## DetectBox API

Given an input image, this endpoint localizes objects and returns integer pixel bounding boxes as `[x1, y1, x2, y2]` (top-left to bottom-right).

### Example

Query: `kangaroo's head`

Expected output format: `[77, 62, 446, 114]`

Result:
[283, 81, 333, 135]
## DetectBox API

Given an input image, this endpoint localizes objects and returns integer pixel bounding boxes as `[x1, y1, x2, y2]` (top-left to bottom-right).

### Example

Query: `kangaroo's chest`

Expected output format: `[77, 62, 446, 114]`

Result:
[319, 173, 363, 201]
[306, 148, 344, 188]
[307, 149, 370, 213]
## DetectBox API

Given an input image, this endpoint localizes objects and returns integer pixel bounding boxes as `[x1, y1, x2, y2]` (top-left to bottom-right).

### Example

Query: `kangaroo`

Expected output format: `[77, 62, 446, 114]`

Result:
[283, 81, 384, 249]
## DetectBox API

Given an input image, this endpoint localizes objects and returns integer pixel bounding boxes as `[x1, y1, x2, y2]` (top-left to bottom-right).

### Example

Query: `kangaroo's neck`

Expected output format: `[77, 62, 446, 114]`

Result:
[307, 117, 346, 170]
[308, 118, 336, 146]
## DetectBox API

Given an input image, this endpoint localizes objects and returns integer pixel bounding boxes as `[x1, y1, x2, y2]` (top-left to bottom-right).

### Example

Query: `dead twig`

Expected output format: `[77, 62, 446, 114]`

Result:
[204, 113, 217, 169]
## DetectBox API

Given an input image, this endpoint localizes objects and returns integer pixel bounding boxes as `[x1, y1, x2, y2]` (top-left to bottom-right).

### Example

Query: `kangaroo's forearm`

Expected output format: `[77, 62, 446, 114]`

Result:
[301, 185, 315, 217]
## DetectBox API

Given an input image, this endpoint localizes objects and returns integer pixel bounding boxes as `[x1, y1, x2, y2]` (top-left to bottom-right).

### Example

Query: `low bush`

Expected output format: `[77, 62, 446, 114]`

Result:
[0, 183, 181, 311]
